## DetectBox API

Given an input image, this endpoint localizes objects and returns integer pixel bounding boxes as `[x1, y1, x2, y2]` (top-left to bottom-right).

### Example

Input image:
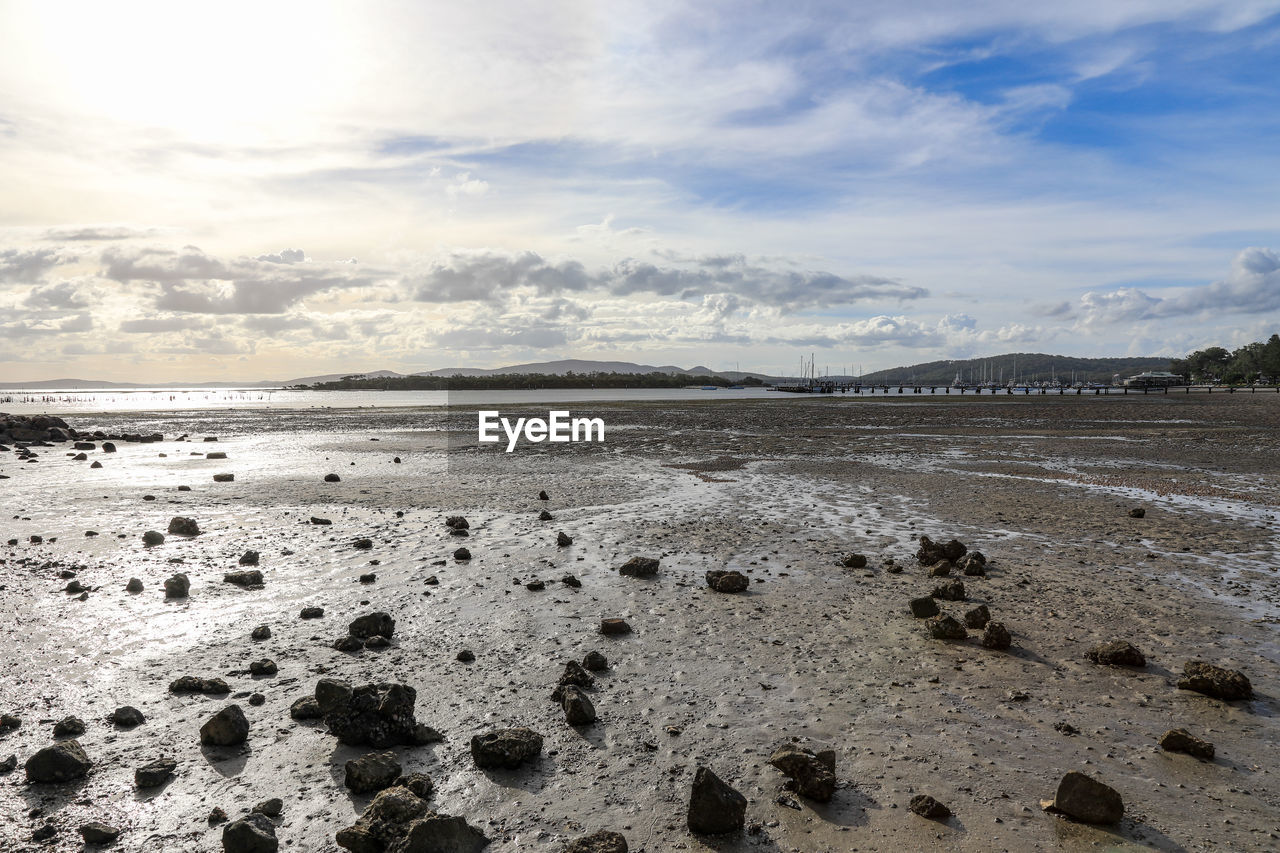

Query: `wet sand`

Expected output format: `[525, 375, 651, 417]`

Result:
[2, 394, 1278, 851]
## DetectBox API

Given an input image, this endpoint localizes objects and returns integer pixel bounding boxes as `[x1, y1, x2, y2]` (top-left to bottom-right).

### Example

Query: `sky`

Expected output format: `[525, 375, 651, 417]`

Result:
[2, 0, 1280, 382]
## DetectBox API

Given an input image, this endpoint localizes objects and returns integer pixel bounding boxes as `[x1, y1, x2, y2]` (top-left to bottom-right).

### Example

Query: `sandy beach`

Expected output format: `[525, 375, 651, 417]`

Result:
[2, 394, 1278, 852]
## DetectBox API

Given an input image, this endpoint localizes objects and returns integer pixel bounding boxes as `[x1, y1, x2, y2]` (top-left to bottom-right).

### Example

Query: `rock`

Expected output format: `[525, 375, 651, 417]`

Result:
[310, 517, 332, 525]
[350, 611, 395, 639]
[54, 716, 86, 737]
[982, 621, 1012, 650]
[539, 490, 550, 500]
[221, 813, 278, 853]
[926, 615, 967, 640]
[178, 485, 191, 491]
[164, 573, 190, 598]
[917, 535, 965, 564]
[324, 473, 342, 482]
[79, 822, 121, 844]
[249, 693, 266, 707]
[1159, 728, 1215, 760]
[909, 794, 951, 820]
[253, 799, 284, 818]
[559, 660, 595, 689]
[135, 757, 176, 788]
[565, 831, 628, 853]
[556, 531, 573, 547]
[470, 727, 543, 769]
[392, 772, 434, 799]
[1086, 640, 1146, 668]
[25, 739, 92, 783]
[102, 441, 116, 452]
[125, 578, 143, 592]
[239, 550, 260, 565]
[90, 460, 103, 468]
[300, 606, 324, 619]
[600, 618, 631, 635]
[926, 559, 951, 577]
[225, 569, 264, 587]
[353, 538, 373, 550]
[169, 675, 231, 694]
[840, 553, 867, 569]
[445, 516, 469, 530]
[1177, 660, 1252, 700]
[618, 556, 659, 577]
[1047, 771, 1124, 824]
[1128, 507, 1145, 518]
[252, 625, 271, 640]
[582, 651, 608, 671]
[334, 635, 364, 652]
[345, 751, 402, 794]
[963, 604, 991, 629]
[908, 596, 940, 618]
[206, 451, 228, 459]
[336, 787, 432, 852]
[558, 685, 597, 725]
[73, 452, 87, 461]
[453, 547, 471, 560]
[250, 659, 278, 676]
[209, 807, 229, 824]
[526, 580, 545, 591]
[538, 509, 553, 521]
[561, 574, 581, 588]
[687, 766, 746, 834]
[705, 569, 749, 593]
[456, 650, 475, 663]
[320, 682, 423, 748]
[768, 743, 836, 802]
[200, 705, 249, 746]
[167, 516, 201, 536]
[213, 473, 235, 482]
[359, 572, 377, 583]
[142, 530, 165, 546]
[0, 754, 14, 773]
[290, 697, 323, 720]
[397, 813, 490, 853]
[112, 706, 145, 727]
[959, 553, 987, 576]
[931, 579, 966, 601]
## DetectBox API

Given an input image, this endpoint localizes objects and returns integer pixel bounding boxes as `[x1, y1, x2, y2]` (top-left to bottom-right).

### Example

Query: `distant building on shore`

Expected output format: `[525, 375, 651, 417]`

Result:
[1123, 370, 1184, 387]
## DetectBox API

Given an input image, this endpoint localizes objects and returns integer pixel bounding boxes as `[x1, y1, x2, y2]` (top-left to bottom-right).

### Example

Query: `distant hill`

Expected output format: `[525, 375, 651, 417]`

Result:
[413, 359, 719, 378]
[857, 353, 1171, 386]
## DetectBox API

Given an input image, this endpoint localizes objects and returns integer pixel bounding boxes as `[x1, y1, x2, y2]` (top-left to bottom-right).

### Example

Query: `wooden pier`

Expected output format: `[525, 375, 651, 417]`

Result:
[769, 383, 1280, 396]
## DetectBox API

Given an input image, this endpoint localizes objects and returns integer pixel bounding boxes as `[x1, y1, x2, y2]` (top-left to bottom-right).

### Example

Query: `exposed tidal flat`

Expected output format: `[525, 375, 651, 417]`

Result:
[1, 395, 1278, 852]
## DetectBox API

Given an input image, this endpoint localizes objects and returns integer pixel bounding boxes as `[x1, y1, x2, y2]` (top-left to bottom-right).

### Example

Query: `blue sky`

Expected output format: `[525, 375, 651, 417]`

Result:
[1, 0, 1278, 380]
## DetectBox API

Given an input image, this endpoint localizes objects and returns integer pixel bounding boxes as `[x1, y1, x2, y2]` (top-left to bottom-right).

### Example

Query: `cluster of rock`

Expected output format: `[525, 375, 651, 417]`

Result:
[314, 679, 440, 748]
[334, 611, 396, 652]
[908, 536, 1009, 649]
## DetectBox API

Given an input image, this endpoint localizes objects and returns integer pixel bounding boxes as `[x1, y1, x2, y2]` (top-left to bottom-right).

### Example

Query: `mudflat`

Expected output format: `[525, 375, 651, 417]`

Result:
[1, 394, 1277, 851]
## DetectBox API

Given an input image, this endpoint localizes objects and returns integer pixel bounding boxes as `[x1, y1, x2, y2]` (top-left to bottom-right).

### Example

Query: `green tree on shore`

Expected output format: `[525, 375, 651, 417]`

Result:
[1171, 335, 1280, 383]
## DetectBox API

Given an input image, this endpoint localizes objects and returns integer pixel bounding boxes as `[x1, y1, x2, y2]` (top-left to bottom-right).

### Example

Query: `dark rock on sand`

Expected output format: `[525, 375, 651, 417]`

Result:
[1086, 640, 1147, 668]
[25, 739, 92, 783]
[0, 754, 15, 774]
[453, 547, 471, 560]
[917, 535, 967, 565]
[164, 573, 190, 598]
[336, 787, 430, 852]
[557, 685, 597, 725]
[908, 596, 940, 618]
[125, 577, 143, 592]
[445, 516, 469, 530]
[705, 569, 749, 593]
[1046, 771, 1124, 824]
[349, 611, 395, 640]
[982, 621, 1012, 650]
[959, 553, 987, 576]
[561, 574, 581, 588]
[79, 822, 121, 844]
[687, 766, 747, 834]
[310, 517, 332, 526]
[334, 635, 364, 652]
[345, 751, 402, 794]
[583, 651, 608, 671]
[324, 473, 342, 482]
[300, 606, 324, 619]
[840, 553, 868, 569]
[618, 556, 659, 577]
[222, 813, 278, 853]
[1176, 660, 1252, 700]
[213, 473, 235, 482]
[909, 794, 951, 820]
[170, 675, 231, 695]
[135, 757, 176, 788]
[142, 530, 165, 546]
[471, 727, 543, 769]
[926, 560, 951, 577]
[963, 604, 991, 629]
[253, 798, 284, 818]
[600, 618, 631, 635]
[539, 490, 550, 500]
[225, 569, 264, 587]
[1159, 728, 1215, 760]
[559, 660, 595, 689]
[565, 830, 628, 853]
[250, 659, 278, 676]
[112, 706, 145, 727]
[557, 531, 573, 546]
[353, 538, 373, 550]
[200, 705, 250, 746]
[248, 693, 266, 707]
[290, 697, 323, 720]
[457, 650, 475, 663]
[539, 509, 553, 521]
[239, 550, 260, 566]
[252, 625, 271, 640]
[54, 716, 86, 737]
[167, 516, 201, 536]
[319, 681, 426, 748]
[1129, 507, 1146, 518]
[931, 579, 966, 601]
[926, 615, 968, 640]
[768, 742, 836, 802]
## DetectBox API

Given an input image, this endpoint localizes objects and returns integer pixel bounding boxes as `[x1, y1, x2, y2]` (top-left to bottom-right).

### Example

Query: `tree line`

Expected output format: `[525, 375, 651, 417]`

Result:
[301, 371, 766, 391]
[1169, 334, 1280, 384]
